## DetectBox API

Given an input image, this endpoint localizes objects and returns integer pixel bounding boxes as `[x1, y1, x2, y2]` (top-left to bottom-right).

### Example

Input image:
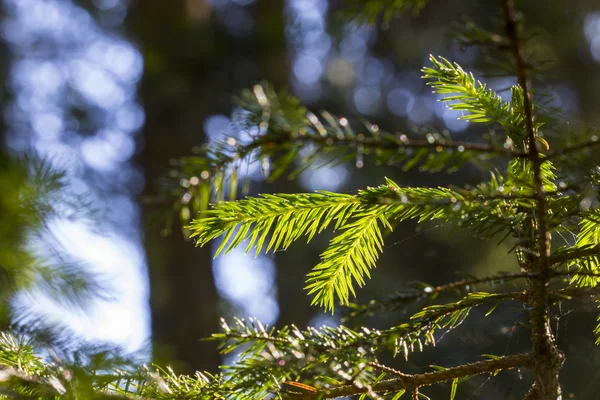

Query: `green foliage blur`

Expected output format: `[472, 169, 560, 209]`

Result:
[0, 153, 96, 326]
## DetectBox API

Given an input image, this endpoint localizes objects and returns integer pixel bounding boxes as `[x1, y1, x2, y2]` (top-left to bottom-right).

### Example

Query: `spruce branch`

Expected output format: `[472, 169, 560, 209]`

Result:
[191, 177, 539, 312]
[162, 83, 527, 231]
[546, 137, 600, 159]
[350, 268, 600, 319]
[422, 55, 528, 146]
[210, 290, 525, 371]
[567, 211, 600, 284]
[551, 244, 600, 270]
[454, 17, 512, 50]
[285, 353, 532, 399]
[501, 0, 563, 398]
[426, 272, 530, 293]
[410, 291, 525, 322]
[189, 191, 362, 257]
[305, 209, 388, 311]
[347, 271, 534, 318]
[551, 286, 600, 301]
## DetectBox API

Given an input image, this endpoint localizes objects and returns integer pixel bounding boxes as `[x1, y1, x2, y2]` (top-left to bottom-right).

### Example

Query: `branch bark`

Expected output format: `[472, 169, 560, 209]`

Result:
[546, 138, 600, 158]
[286, 354, 532, 399]
[500, 1, 564, 398]
[550, 244, 600, 266]
[228, 130, 524, 166]
[350, 272, 533, 317]
[552, 286, 600, 300]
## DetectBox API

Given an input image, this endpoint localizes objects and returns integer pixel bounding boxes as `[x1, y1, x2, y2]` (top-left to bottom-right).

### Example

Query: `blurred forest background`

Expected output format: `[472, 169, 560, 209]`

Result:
[1, 0, 600, 398]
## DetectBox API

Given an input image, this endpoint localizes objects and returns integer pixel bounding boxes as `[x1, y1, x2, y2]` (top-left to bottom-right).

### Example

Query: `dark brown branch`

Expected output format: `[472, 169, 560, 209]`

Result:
[500, 0, 550, 268]
[546, 138, 600, 159]
[458, 34, 512, 50]
[411, 388, 419, 400]
[414, 292, 526, 322]
[551, 270, 600, 279]
[382, 136, 524, 155]
[501, 1, 563, 398]
[346, 269, 587, 321]
[550, 244, 600, 266]
[551, 286, 600, 300]
[349, 272, 533, 318]
[406, 269, 600, 298]
[288, 354, 532, 399]
[427, 272, 532, 293]
[237, 132, 525, 161]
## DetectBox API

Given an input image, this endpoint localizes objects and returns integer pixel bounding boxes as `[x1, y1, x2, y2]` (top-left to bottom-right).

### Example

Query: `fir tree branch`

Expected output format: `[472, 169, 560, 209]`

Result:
[347, 272, 534, 318]
[546, 138, 600, 158]
[162, 83, 529, 231]
[551, 244, 600, 267]
[0, 365, 61, 398]
[410, 292, 525, 322]
[352, 270, 600, 318]
[229, 125, 515, 158]
[189, 191, 362, 257]
[454, 17, 512, 50]
[550, 211, 600, 287]
[422, 55, 528, 146]
[286, 353, 532, 399]
[211, 291, 525, 372]
[192, 178, 536, 311]
[428, 273, 530, 293]
[501, 1, 549, 265]
[551, 286, 600, 300]
[305, 210, 387, 311]
[501, 1, 563, 398]
[550, 270, 600, 282]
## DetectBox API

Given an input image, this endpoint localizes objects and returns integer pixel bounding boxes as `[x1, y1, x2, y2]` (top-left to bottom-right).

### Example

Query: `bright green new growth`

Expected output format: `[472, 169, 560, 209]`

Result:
[187, 57, 575, 314]
[191, 167, 555, 312]
[423, 56, 524, 128]
[191, 181, 475, 311]
[570, 211, 600, 287]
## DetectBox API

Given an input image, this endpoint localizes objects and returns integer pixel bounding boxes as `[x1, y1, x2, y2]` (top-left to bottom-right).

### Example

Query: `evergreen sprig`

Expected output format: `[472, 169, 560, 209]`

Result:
[422, 56, 529, 146]
[161, 82, 520, 231]
[0, 155, 98, 323]
[569, 211, 600, 287]
[0, 328, 533, 400]
[191, 176, 544, 311]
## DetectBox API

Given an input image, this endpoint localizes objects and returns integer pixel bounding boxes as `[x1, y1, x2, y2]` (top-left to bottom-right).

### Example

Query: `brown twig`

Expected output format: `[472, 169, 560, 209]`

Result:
[348, 274, 531, 319]
[427, 272, 532, 293]
[349, 270, 600, 319]
[552, 286, 600, 300]
[237, 132, 525, 160]
[287, 354, 532, 399]
[550, 244, 600, 266]
[546, 138, 600, 159]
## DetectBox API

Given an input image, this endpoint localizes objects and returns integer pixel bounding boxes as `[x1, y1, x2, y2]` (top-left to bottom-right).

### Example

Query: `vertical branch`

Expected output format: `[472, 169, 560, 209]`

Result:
[412, 388, 419, 400]
[500, 0, 564, 398]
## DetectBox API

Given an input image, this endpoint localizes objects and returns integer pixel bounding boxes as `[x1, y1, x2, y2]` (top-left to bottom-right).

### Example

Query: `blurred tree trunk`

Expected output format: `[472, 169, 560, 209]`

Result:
[128, 0, 220, 374]
[128, 0, 289, 373]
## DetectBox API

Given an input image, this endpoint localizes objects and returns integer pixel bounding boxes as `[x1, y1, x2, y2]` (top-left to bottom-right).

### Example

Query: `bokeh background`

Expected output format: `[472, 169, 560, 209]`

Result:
[1, 0, 600, 398]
